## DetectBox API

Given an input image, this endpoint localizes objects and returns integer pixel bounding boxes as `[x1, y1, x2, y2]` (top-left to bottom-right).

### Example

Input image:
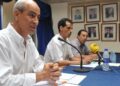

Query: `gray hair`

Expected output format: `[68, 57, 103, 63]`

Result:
[13, 0, 35, 13]
[13, 0, 27, 13]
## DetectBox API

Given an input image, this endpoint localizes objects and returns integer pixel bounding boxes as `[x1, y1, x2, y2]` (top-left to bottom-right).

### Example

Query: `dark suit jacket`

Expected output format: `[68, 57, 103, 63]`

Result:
[88, 32, 96, 37]
[105, 33, 113, 38]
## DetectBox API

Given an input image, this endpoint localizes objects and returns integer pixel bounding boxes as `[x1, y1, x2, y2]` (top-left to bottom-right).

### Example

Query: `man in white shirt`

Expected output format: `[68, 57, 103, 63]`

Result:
[0, 0, 60, 86]
[44, 18, 80, 66]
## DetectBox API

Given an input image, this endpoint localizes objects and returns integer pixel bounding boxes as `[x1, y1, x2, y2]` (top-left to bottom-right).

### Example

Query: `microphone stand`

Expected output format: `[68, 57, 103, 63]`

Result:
[94, 52, 103, 70]
[58, 38, 92, 72]
[97, 52, 102, 66]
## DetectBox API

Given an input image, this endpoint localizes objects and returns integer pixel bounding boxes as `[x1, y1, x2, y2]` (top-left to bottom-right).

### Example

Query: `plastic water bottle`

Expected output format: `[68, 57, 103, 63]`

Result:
[102, 48, 110, 71]
[110, 51, 116, 63]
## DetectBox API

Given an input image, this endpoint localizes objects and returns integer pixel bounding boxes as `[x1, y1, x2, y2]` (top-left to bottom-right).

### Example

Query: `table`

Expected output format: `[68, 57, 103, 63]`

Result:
[61, 62, 120, 86]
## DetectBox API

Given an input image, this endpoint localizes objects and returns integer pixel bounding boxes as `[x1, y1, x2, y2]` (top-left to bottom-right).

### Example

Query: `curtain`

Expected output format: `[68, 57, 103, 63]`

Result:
[2, 0, 12, 2]
[35, 0, 54, 56]
[0, 5, 2, 30]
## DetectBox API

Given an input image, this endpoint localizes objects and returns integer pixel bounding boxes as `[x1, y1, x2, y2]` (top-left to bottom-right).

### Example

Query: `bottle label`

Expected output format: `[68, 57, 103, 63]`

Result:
[103, 58, 109, 63]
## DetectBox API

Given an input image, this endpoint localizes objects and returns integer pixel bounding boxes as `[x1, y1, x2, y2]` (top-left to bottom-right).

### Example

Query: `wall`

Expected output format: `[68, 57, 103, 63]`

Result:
[3, 0, 15, 28]
[51, 3, 68, 34]
[50, 1, 120, 53]
[2, 0, 120, 53]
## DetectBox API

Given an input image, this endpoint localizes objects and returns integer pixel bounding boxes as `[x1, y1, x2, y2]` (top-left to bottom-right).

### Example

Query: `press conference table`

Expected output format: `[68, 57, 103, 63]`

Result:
[61, 62, 120, 86]
[34, 62, 120, 86]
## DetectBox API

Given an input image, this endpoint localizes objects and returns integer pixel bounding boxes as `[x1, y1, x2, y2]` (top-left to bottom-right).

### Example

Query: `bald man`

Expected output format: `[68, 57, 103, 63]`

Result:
[0, 0, 60, 86]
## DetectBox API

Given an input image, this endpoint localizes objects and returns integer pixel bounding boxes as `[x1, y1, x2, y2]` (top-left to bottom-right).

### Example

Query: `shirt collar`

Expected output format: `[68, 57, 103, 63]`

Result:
[7, 23, 31, 44]
[57, 34, 69, 45]
[76, 38, 85, 47]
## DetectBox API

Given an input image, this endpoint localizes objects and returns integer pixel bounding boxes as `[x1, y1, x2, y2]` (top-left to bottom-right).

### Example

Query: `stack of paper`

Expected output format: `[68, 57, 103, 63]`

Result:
[34, 73, 86, 86]
[58, 73, 86, 86]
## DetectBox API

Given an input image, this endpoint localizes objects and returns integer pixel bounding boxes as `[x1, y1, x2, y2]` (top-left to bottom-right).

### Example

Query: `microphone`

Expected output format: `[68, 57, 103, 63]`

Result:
[58, 37, 92, 72]
[89, 43, 103, 66]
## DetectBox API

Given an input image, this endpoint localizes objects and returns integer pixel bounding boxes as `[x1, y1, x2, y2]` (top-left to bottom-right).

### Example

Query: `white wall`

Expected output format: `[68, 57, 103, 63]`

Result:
[3, 0, 15, 28]
[2, 1, 120, 52]
[51, 3, 85, 39]
[51, 3, 68, 34]
[50, 2, 120, 52]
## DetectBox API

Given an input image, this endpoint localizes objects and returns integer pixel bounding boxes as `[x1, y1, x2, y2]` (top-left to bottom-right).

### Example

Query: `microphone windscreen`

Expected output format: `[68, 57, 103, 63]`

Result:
[89, 43, 100, 53]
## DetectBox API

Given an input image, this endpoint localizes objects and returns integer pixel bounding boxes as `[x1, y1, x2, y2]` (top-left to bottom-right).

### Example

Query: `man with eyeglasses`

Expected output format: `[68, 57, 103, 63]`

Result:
[44, 18, 80, 66]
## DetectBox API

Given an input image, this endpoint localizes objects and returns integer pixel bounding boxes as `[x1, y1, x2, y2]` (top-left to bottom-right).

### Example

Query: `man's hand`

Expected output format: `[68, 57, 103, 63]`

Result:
[83, 54, 98, 64]
[36, 63, 61, 83]
[57, 60, 70, 67]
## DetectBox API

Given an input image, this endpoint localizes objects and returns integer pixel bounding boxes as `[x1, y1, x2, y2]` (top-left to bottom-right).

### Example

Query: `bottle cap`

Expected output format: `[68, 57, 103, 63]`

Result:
[104, 48, 108, 51]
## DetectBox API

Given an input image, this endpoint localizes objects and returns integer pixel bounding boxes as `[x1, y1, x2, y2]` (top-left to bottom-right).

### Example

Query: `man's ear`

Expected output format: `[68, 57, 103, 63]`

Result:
[13, 10, 20, 21]
[59, 26, 63, 32]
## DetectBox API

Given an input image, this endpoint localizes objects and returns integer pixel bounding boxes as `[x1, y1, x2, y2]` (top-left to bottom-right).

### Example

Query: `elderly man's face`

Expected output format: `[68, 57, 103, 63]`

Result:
[15, 1, 40, 36]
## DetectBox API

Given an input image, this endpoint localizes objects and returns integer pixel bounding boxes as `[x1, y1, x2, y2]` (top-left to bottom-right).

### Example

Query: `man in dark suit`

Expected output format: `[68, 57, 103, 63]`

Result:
[88, 27, 96, 38]
[104, 27, 113, 38]
[74, 9, 81, 20]
[106, 7, 114, 18]
[89, 8, 97, 19]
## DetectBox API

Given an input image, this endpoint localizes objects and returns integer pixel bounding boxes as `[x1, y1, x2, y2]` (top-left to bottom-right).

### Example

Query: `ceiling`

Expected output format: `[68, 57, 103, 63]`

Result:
[42, 0, 96, 3]
[42, 0, 120, 4]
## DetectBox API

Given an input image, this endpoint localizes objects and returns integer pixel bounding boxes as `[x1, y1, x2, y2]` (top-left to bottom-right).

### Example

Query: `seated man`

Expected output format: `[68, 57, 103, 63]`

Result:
[44, 18, 80, 66]
[0, 0, 60, 86]
[71, 29, 98, 64]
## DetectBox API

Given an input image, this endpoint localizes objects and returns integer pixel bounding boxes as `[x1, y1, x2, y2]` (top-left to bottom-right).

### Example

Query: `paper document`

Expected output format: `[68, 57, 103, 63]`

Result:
[34, 71, 87, 86]
[71, 62, 98, 68]
[109, 63, 120, 66]
[83, 62, 98, 68]
[59, 83, 80, 86]
[59, 73, 86, 86]
[67, 75, 86, 85]
[59, 73, 76, 80]
[33, 81, 49, 86]
[33, 73, 76, 86]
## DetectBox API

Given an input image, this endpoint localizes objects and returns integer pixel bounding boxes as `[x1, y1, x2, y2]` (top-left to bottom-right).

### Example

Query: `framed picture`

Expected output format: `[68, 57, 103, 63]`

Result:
[102, 3, 118, 22]
[101, 23, 117, 41]
[71, 6, 84, 23]
[86, 4, 100, 22]
[85, 23, 99, 41]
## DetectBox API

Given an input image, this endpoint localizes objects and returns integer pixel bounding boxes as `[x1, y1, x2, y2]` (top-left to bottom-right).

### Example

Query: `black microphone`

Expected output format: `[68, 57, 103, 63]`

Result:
[97, 52, 103, 66]
[58, 37, 92, 72]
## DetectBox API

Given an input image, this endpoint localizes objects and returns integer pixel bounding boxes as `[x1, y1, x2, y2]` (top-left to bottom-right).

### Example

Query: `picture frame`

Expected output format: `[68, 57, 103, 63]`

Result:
[85, 23, 99, 41]
[101, 23, 117, 41]
[102, 3, 118, 22]
[86, 4, 100, 22]
[71, 6, 84, 23]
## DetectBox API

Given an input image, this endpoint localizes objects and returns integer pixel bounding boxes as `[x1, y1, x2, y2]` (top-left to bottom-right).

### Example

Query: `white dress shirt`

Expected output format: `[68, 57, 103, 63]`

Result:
[0, 23, 44, 86]
[44, 34, 73, 63]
